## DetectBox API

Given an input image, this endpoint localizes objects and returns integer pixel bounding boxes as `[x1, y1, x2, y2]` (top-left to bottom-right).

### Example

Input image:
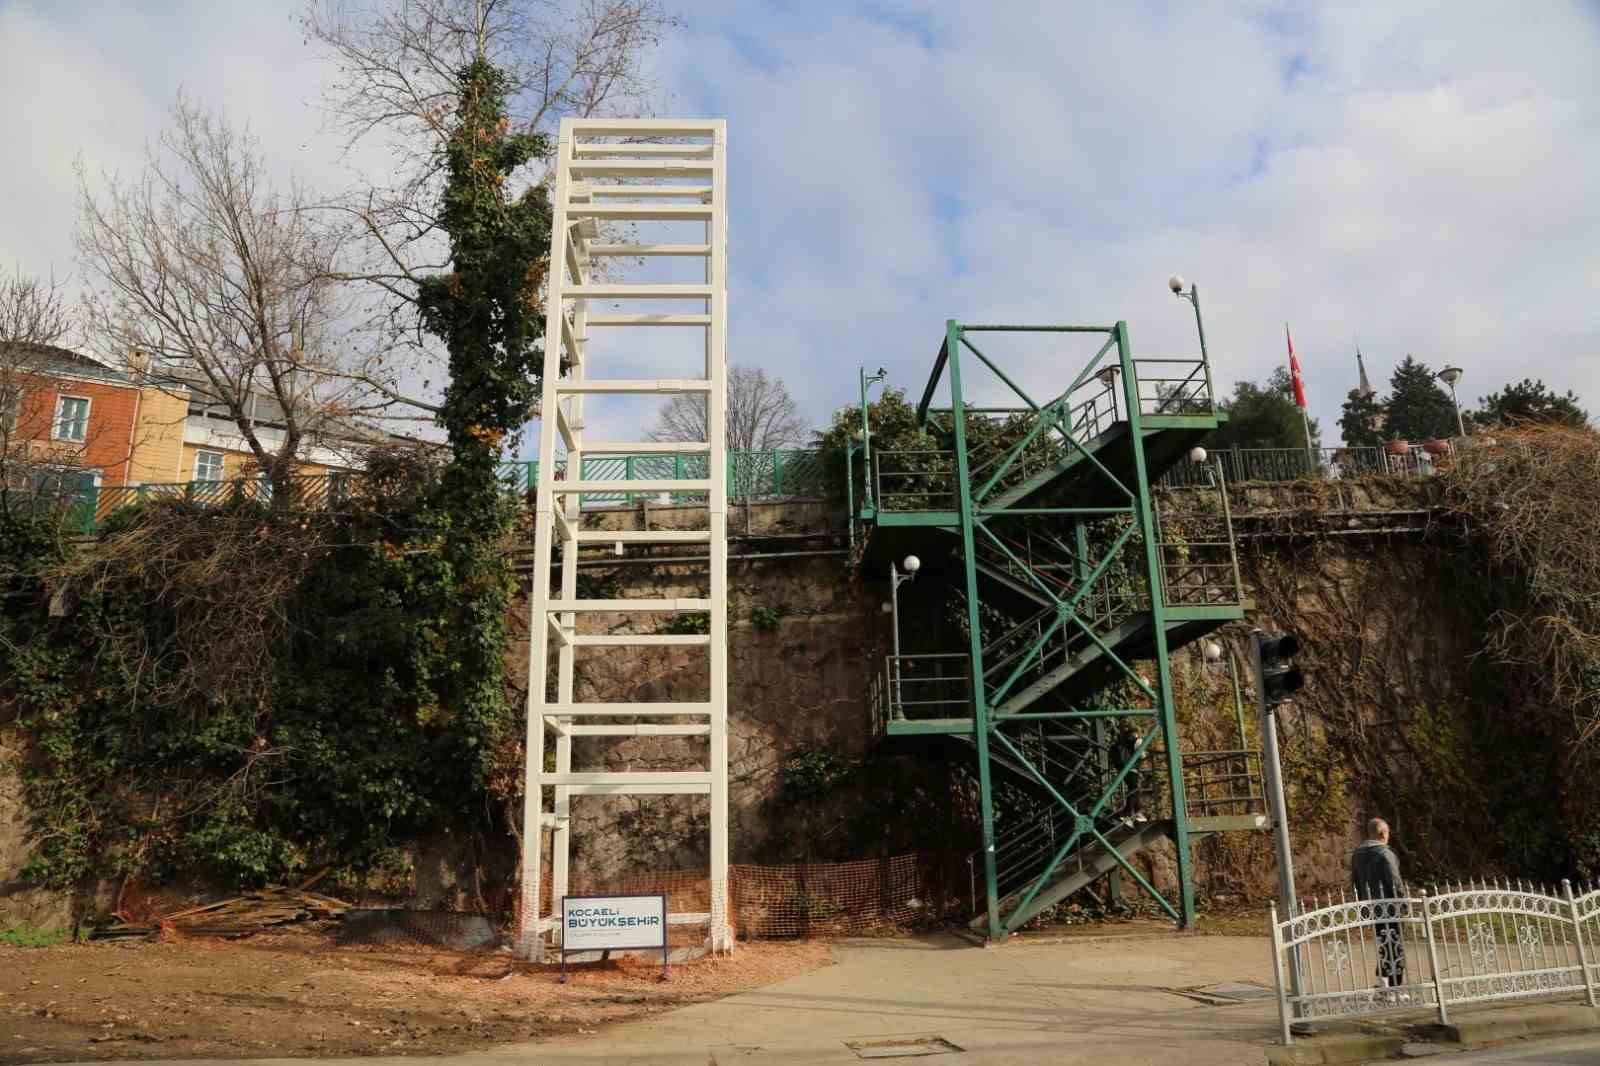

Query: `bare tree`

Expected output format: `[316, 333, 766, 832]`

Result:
[301, 0, 678, 413]
[648, 366, 808, 451]
[0, 269, 72, 349]
[76, 98, 389, 496]
[1, 272, 72, 459]
[0, 269, 80, 518]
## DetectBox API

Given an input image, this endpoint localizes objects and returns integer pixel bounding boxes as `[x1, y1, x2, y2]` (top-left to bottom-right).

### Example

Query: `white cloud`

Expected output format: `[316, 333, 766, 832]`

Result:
[4, 0, 1598, 449]
[658, 1, 1600, 437]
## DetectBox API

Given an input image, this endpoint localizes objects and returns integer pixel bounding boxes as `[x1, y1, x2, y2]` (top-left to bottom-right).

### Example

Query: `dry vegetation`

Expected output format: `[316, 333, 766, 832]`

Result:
[1442, 426, 1600, 747]
[0, 930, 830, 1063]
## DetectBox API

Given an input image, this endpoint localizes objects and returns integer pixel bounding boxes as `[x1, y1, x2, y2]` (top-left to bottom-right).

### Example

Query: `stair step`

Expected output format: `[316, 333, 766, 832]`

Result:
[972, 820, 1175, 933]
[991, 613, 1153, 717]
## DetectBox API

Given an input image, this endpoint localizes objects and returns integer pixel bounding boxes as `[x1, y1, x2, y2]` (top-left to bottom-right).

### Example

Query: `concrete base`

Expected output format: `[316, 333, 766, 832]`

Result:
[1266, 1001, 1600, 1065]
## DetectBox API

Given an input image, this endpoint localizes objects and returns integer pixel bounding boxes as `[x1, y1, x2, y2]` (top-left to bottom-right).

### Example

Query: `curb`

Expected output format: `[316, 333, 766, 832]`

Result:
[1438, 1003, 1600, 1046]
[1267, 1003, 1600, 1064]
[1266, 1032, 1405, 1065]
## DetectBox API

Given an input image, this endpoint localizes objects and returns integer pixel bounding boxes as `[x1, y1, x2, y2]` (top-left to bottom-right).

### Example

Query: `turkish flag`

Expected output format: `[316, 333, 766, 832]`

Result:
[1286, 324, 1308, 409]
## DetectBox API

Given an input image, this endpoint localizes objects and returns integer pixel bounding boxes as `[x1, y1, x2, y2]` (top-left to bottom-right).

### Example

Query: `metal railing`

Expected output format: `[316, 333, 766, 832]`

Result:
[1177, 749, 1263, 817]
[51, 449, 833, 534]
[1271, 880, 1600, 1044]
[872, 448, 957, 513]
[879, 355, 1216, 515]
[1133, 357, 1215, 417]
[499, 449, 831, 503]
[1163, 443, 1452, 488]
[1154, 460, 1244, 608]
[876, 653, 972, 725]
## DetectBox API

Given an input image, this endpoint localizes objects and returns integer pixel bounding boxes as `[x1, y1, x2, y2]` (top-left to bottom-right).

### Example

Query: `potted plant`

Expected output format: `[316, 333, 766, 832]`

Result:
[1383, 439, 1411, 456]
[1422, 438, 1452, 457]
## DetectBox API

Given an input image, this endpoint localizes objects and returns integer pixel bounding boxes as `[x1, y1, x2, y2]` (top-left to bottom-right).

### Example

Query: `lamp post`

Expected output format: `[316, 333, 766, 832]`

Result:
[858, 366, 888, 509]
[1168, 274, 1209, 362]
[888, 555, 920, 659]
[1437, 365, 1466, 439]
[1168, 275, 1216, 420]
[888, 555, 921, 713]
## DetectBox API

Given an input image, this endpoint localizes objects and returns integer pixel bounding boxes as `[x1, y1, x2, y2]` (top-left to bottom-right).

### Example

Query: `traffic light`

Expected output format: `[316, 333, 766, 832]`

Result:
[1254, 631, 1305, 707]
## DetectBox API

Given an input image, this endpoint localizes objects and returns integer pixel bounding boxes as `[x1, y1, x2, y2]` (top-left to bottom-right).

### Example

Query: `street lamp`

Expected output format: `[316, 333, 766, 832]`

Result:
[888, 555, 921, 714]
[856, 366, 888, 509]
[888, 555, 920, 660]
[1168, 274, 1209, 362]
[1437, 365, 1466, 438]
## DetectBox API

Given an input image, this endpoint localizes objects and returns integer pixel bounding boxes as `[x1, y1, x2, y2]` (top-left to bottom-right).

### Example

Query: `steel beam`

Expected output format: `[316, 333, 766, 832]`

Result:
[944, 321, 1004, 940]
[1117, 320, 1197, 928]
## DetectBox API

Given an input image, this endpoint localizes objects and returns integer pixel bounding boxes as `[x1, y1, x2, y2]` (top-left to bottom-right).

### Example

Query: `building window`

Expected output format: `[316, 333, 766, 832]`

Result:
[0, 390, 18, 434]
[194, 450, 225, 482]
[54, 395, 90, 442]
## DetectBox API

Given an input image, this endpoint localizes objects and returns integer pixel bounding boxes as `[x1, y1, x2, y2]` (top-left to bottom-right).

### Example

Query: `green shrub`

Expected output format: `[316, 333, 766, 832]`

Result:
[659, 612, 711, 635]
[0, 923, 67, 948]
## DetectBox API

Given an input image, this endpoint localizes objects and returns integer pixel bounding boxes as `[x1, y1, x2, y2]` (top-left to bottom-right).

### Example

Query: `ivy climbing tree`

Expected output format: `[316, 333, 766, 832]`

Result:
[417, 58, 550, 779]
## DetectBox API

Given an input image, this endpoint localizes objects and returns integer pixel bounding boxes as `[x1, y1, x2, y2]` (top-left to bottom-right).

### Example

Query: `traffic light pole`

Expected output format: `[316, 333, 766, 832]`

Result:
[1251, 630, 1301, 998]
[1249, 631, 1299, 915]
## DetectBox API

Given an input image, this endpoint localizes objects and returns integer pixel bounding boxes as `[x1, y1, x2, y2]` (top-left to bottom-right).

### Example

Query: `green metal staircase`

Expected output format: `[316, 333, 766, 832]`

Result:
[855, 317, 1264, 938]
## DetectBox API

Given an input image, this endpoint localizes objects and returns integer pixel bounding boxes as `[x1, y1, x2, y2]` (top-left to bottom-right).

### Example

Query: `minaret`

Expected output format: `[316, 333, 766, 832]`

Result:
[1354, 345, 1375, 400]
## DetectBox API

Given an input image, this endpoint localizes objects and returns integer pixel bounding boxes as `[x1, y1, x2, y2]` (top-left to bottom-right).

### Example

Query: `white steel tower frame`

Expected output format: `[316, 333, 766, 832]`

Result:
[518, 118, 731, 960]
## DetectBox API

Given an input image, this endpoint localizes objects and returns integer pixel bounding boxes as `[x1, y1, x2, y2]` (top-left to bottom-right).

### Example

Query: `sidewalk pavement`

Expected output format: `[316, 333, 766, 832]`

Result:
[494, 930, 1283, 1065]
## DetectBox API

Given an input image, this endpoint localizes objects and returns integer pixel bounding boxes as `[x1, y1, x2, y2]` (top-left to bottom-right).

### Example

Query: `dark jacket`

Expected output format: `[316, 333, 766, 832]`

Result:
[1351, 840, 1404, 899]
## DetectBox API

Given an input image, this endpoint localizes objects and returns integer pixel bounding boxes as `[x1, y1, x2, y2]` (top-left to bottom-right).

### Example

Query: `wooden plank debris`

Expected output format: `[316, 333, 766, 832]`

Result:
[88, 885, 352, 940]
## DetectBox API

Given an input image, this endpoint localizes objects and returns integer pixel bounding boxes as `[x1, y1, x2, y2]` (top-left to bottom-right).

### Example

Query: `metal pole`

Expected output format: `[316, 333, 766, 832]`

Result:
[1300, 406, 1316, 472]
[1228, 650, 1247, 753]
[1449, 383, 1465, 439]
[947, 321, 1004, 940]
[1269, 902, 1293, 1046]
[845, 442, 857, 553]
[1187, 284, 1216, 411]
[1422, 891, 1449, 1025]
[1567, 880, 1598, 1008]
[889, 563, 904, 713]
[889, 564, 903, 660]
[1253, 630, 1300, 996]
[1188, 285, 1208, 361]
[1121, 320, 1196, 928]
[859, 368, 875, 510]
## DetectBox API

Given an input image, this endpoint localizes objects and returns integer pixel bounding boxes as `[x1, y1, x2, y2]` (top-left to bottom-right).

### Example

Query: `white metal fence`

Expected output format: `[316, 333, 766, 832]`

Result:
[1271, 880, 1600, 1044]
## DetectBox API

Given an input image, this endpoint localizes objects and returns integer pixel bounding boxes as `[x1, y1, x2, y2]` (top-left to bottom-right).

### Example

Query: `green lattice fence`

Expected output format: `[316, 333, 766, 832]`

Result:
[71, 450, 833, 534]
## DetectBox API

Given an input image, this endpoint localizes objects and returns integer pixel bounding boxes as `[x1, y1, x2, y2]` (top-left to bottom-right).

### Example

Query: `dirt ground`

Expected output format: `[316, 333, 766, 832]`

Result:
[0, 926, 832, 1064]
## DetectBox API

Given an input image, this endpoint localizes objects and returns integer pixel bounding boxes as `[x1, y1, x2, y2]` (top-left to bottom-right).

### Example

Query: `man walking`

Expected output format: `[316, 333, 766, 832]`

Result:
[1352, 817, 1406, 988]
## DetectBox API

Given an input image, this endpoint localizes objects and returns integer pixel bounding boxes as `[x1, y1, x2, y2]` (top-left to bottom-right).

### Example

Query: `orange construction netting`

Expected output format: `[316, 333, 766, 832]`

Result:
[540, 853, 947, 942]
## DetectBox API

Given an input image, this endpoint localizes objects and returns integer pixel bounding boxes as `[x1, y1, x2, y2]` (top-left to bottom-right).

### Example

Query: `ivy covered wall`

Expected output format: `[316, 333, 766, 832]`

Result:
[5, 479, 1594, 929]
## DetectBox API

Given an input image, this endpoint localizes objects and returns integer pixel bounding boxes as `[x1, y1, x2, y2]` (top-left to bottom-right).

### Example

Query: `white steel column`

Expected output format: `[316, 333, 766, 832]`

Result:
[518, 118, 731, 961]
[706, 123, 731, 951]
[552, 185, 587, 913]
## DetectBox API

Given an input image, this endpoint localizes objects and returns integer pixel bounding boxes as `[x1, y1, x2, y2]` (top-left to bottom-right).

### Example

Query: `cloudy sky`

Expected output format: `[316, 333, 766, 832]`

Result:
[4, 1, 1599, 451]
